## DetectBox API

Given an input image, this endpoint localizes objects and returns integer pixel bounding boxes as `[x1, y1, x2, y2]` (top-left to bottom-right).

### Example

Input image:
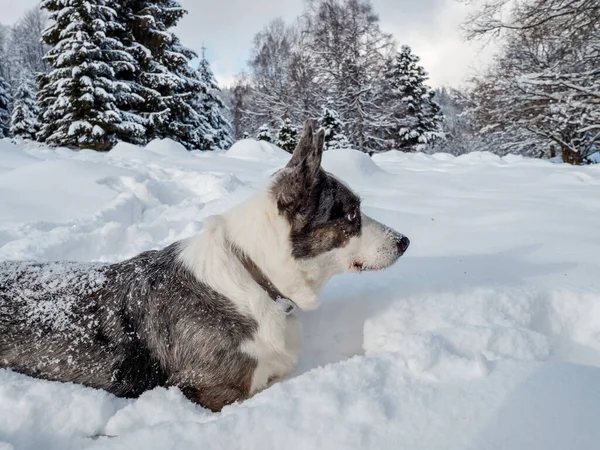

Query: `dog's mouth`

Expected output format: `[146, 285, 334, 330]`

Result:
[351, 261, 364, 272]
[350, 261, 391, 272]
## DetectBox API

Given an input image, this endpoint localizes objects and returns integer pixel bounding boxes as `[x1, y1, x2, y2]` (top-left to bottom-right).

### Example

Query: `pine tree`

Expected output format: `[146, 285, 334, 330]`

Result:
[38, 0, 142, 150]
[319, 101, 350, 150]
[194, 48, 234, 150]
[116, 0, 205, 149]
[383, 45, 444, 151]
[10, 76, 38, 140]
[275, 117, 298, 153]
[256, 124, 272, 142]
[0, 75, 10, 139]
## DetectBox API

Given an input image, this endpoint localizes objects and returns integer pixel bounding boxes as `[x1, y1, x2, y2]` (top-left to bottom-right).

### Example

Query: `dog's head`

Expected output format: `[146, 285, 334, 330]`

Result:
[270, 119, 409, 278]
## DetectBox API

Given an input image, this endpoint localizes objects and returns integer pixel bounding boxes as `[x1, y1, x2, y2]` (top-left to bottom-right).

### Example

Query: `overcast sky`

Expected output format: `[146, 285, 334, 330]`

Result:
[0, 0, 494, 88]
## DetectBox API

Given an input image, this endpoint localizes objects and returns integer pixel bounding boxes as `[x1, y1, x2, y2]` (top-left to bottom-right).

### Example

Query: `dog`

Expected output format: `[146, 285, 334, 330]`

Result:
[0, 120, 409, 412]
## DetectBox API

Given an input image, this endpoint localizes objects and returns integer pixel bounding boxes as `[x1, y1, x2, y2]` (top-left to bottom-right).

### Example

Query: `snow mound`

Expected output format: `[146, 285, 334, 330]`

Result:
[225, 139, 290, 161]
[456, 151, 503, 163]
[0, 139, 40, 170]
[321, 148, 386, 181]
[108, 142, 161, 162]
[0, 160, 129, 224]
[145, 139, 189, 157]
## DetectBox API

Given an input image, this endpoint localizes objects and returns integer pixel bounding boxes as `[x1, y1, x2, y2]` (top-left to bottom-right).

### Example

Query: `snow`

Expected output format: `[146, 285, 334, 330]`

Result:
[1, 140, 600, 449]
[226, 138, 290, 161]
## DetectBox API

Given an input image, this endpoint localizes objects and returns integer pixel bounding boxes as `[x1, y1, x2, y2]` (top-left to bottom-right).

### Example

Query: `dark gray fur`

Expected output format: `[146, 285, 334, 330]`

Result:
[0, 243, 257, 412]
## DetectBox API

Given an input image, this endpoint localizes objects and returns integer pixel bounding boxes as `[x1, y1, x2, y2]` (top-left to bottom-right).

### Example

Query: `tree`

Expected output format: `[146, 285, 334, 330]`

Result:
[194, 48, 234, 150]
[0, 7, 50, 87]
[115, 0, 205, 149]
[10, 76, 38, 140]
[246, 18, 323, 136]
[382, 46, 444, 151]
[319, 101, 350, 150]
[303, 0, 394, 151]
[227, 73, 253, 140]
[0, 74, 10, 138]
[275, 116, 298, 152]
[38, 0, 143, 150]
[463, 0, 600, 164]
[256, 124, 272, 142]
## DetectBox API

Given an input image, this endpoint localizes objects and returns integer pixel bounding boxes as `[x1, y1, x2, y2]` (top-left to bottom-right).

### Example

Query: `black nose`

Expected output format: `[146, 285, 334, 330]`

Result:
[397, 236, 410, 253]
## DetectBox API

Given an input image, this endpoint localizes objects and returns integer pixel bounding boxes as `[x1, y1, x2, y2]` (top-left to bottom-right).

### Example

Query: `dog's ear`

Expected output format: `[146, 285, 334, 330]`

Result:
[273, 119, 324, 213]
[286, 119, 323, 175]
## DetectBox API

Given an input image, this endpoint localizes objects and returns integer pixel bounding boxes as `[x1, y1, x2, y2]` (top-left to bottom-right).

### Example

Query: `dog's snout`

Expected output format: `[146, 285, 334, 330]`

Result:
[397, 236, 410, 253]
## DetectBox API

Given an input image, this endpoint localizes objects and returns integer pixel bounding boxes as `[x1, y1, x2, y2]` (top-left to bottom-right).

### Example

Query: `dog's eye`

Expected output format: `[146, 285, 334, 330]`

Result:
[347, 210, 358, 222]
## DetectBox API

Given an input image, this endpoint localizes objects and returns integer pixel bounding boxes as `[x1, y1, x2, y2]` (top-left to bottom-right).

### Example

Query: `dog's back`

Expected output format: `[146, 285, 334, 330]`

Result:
[0, 259, 120, 388]
[0, 244, 258, 408]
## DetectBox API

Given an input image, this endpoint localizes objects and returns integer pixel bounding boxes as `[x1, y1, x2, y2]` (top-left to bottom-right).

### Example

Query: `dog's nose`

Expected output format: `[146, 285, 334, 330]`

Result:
[397, 236, 410, 253]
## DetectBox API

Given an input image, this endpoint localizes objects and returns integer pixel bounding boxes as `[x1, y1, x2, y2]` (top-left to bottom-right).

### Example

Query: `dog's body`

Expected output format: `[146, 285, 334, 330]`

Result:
[0, 121, 409, 411]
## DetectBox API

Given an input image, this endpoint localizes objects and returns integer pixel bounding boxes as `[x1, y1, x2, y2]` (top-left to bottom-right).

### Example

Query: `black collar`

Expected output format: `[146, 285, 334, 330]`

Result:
[227, 240, 297, 315]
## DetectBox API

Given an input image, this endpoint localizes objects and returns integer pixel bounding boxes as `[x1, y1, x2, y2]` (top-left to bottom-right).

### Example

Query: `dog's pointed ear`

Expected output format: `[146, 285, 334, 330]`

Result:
[273, 119, 325, 213]
[286, 119, 323, 173]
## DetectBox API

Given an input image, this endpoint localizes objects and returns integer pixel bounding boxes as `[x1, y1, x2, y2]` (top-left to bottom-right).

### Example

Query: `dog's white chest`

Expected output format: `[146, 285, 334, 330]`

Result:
[242, 313, 302, 394]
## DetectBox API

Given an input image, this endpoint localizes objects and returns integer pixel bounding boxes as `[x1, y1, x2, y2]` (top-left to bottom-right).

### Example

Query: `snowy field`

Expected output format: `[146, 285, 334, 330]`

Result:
[1, 137, 600, 450]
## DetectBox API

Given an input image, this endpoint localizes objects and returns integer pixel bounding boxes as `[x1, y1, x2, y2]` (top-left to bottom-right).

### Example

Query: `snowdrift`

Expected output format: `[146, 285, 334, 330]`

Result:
[1, 138, 600, 449]
[225, 139, 290, 161]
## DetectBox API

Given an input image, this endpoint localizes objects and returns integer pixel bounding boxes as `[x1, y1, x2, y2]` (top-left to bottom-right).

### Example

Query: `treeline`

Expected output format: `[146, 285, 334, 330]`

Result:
[225, 0, 444, 153]
[0, 0, 232, 151]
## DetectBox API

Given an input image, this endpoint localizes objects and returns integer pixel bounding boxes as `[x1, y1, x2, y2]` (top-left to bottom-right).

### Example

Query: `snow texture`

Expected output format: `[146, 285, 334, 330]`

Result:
[1, 138, 600, 449]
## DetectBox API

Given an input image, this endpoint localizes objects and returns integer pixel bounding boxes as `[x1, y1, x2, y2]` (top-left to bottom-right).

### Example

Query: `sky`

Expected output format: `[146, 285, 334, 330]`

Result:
[0, 0, 495, 88]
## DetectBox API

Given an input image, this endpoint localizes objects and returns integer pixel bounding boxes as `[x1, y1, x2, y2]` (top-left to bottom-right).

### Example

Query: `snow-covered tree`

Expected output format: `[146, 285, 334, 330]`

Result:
[38, 0, 143, 150]
[256, 124, 272, 142]
[305, 0, 394, 151]
[383, 46, 444, 151]
[464, 0, 600, 164]
[0, 75, 10, 138]
[116, 0, 204, 149]
[319, 102, 350, 150]
[194, 49, 234, 150]
[10, 76, 38, 140]
[0, 7, 50, 87]
[275, 117, 298, 152]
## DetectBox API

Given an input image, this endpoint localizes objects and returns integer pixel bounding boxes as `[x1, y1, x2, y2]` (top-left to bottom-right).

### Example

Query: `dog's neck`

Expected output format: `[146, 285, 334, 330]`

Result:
[222, 189, 329, 310]
[226, 238, 297, 315]
[181, 188, 331, 311]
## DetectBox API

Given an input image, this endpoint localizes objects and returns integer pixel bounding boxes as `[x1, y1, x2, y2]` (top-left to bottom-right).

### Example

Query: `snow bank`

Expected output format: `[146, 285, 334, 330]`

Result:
[225, 139, 290, 161]
[321, 148, 387, 181]
[145, 138, 189, 157]
[1, 139, 600, 449]
[0, 139, 40, 170]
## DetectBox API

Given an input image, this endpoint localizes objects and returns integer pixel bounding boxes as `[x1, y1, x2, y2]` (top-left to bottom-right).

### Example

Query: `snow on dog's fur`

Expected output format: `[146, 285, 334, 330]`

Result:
[0, 120, 409, 412]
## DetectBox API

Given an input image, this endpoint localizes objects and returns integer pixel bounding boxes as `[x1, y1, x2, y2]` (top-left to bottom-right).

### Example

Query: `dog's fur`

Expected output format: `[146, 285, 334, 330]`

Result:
[0, 120, 409, 412]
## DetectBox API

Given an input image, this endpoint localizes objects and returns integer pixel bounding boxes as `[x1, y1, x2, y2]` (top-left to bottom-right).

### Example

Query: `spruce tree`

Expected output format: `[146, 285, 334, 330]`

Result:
[117, 0, 204, 149]
[10, 76, 38, 140]
[319, 101, 350, 150]
[256, 124, 272, 142]
[39, 0, 142, 150]
[0, 75, 10, 139]
[383, 46, 444, 151]
[194, 49, 234, 150]
[275, 117, 298, 153]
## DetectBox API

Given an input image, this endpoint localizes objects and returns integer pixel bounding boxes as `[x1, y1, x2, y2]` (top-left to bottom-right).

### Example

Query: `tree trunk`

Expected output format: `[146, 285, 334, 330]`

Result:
[561, 146, 583, 165]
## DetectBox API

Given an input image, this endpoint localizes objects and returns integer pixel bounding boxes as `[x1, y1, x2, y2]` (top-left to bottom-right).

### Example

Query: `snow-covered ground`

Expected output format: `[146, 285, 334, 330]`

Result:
[1, 138, 600, 450]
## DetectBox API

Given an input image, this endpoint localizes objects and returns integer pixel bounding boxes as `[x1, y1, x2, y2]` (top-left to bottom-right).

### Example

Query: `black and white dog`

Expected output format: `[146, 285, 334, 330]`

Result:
[0, 120, 409, 412]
